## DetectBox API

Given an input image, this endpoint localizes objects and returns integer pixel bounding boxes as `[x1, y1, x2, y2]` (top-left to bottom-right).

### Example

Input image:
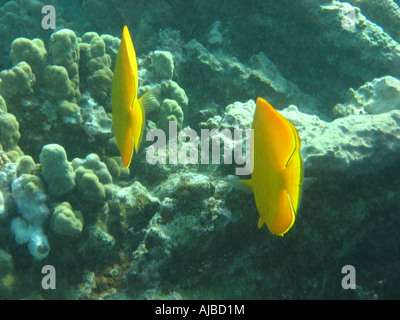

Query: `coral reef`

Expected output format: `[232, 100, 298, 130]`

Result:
[50, 202, 83, 236]
[181, 39, 320, 115]
[79, 32, 114, 107]
[283, 105, 400, 178]
[72, 153, 112, 203]
[41, 99, 83, 125]
[15, 155, 35, 177]
[348, 0, 400, 43]
[158, 99, 184, 132]
[10, 174, 50, 260]
[39, 144, 75, 196]
[0, 111, 22, 157]
[0, 61, 34, 101]
[80, 97, 113, 144]
[0, 250, 18, 299]
[10, 37, 47, 76]
[150, 50, 175, 80]
[42, 65, 77, 102]
[0, 190, 4, 218]
[0, 0, 56, 71]
[0, 95, 6, 113]
[333, 76, 400, 116]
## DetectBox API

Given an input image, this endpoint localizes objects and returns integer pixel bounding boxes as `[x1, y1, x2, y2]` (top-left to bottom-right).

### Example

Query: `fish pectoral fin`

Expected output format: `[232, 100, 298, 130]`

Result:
[257, 216, 264, 229]
[139, 90, 159, 113]
[222, 175, 253, 194]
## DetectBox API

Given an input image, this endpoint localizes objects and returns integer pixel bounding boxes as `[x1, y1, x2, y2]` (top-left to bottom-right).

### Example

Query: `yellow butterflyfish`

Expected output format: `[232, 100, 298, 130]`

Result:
[237, 97, 303, 236]
[112, 26, 154, 168]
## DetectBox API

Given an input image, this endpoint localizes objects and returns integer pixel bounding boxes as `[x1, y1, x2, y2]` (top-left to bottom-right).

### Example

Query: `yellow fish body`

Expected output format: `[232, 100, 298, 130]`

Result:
[244, 98, 303, 235]
[112, 26, 145, 168]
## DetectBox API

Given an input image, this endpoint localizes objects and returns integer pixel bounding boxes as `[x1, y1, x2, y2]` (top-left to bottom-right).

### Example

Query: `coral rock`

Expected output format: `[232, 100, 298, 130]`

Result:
[50, 202, 83, 236]
[0, 95, 6, 113]
[39, 144, 76, 196]
[333, 76, 400, 116]
[0, 250, 18, 299]
[10, 174, 50, 260]
[88, 67, 113, 105]
[10, 37, 47, 76]
[150, 50, 175, 80]
[72, 153, 112, 203]
[15, 155, 35, 177]
[0, 61, 34, 100]
[0, 112, 21, 152]
[42, 65, 77, 102]
[158, 99, 184, 132]
[78, 172, 106, 203]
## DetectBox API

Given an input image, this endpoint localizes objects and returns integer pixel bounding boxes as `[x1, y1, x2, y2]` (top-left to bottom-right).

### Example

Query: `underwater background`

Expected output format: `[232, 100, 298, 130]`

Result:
[0, 0, 400, 300]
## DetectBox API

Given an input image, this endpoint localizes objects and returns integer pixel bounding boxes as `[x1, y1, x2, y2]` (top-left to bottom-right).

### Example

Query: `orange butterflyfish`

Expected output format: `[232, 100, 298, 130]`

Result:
[232, 97, 303, 236]
[111, 26, 157, 168]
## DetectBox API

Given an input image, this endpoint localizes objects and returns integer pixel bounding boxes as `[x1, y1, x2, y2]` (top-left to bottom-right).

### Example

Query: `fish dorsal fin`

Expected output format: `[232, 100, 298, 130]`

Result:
[123, 26, 138, 101]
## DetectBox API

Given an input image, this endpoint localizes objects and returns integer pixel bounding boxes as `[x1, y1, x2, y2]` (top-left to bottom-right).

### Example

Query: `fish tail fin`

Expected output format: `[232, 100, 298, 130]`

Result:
[222, 175, 253, 194]
[139, 90, 159, 113]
